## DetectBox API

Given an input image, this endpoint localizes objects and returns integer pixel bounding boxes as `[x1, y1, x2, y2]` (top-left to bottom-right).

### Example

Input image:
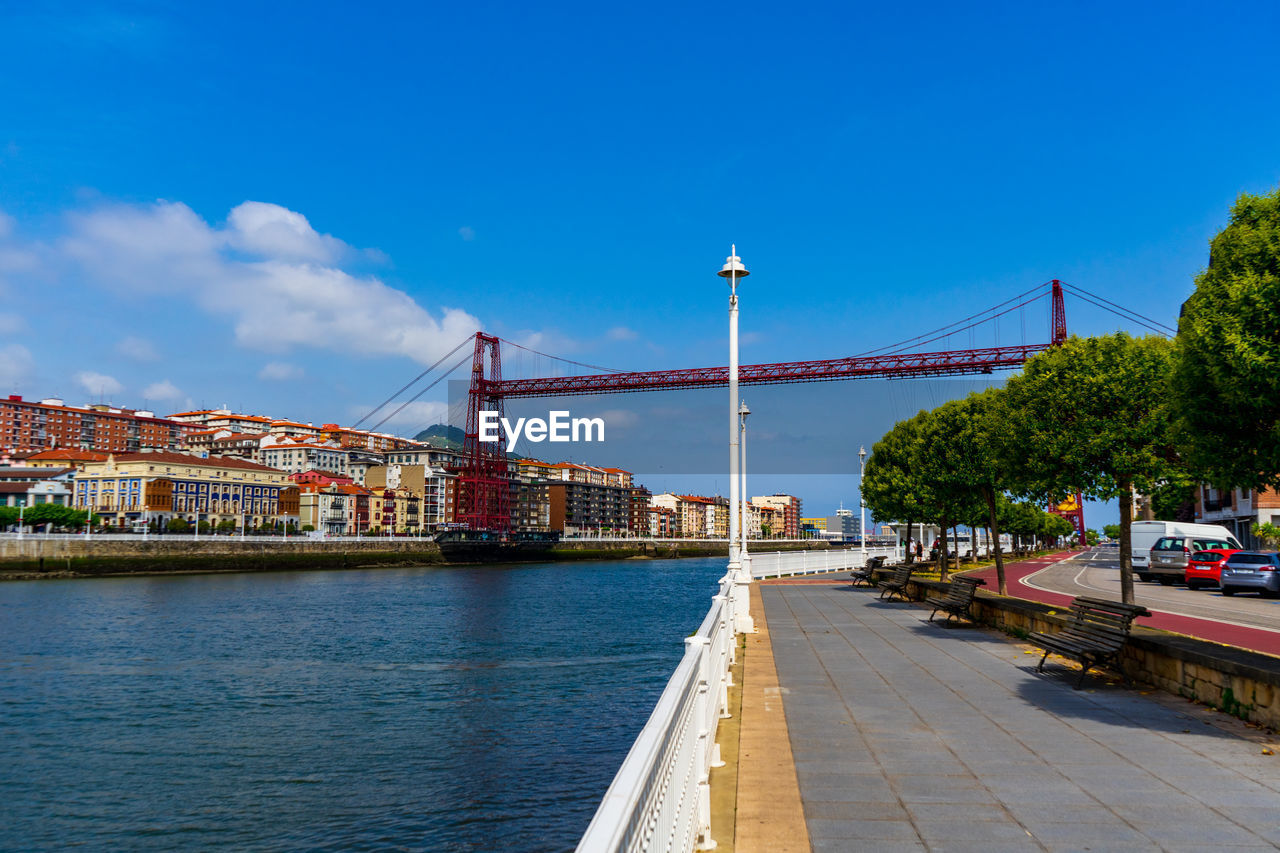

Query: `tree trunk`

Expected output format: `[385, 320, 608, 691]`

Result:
[983, 486, 1006, 595]
[905, 518, 914, 563]
[1119, 478, 1135, 605]
[939, 520, 950, 580]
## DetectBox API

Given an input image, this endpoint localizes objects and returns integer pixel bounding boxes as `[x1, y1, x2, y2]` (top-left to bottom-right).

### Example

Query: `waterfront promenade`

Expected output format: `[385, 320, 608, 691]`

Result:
[734, 572, 1280, 852]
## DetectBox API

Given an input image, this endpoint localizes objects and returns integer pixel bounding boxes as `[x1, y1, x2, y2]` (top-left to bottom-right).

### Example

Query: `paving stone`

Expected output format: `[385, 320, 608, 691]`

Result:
[761, 586, 1280, 851]
[804, 817, 920, 841]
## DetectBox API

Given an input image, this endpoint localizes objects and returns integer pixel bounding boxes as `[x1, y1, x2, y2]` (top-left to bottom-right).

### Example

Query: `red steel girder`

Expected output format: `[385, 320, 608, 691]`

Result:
[486, 343, 1050, 399]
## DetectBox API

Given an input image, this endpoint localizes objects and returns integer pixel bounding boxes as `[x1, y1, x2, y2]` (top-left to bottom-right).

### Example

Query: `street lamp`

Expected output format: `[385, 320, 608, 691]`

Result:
[739, 400, 750, 568]
[718, 245, 748, 572]
[858, 445, 868, 558]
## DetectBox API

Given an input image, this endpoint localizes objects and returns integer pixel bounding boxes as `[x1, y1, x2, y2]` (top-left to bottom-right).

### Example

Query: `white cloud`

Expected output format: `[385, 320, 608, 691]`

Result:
[226, 201, 347, 263]
[607, 326, 638, 341]
[0, 343, 33, 388]
[258, 361, 304, 381]
[59, 200, 482, 365]
[0, 312, 22, 334]
[75, 370, 123, 397]
[116, 335, 158, 361]
[458, 226, 475, 241]
[142, 379, 182, 401]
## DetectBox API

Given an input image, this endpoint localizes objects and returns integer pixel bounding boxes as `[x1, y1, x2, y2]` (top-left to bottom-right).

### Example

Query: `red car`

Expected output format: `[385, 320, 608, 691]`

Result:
[1185, 549, 1242, 590]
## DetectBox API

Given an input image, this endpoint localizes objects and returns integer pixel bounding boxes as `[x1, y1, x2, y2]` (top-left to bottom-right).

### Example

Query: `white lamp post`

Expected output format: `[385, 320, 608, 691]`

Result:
[739, 400, 750, 569]
[718, 245, 748, 572]
[859, 445, 867, 558]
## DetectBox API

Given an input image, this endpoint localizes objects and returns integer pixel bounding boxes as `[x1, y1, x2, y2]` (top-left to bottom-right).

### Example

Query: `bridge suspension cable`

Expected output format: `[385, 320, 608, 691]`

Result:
[1059, 282, 1177, 337]
[349, 335, 474, 430]
[854, 282, 1050, 358]
[365, 351, 475, 434]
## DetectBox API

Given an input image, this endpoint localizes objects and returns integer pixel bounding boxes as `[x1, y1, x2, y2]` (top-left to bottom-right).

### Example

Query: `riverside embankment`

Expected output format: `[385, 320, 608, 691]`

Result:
[0, 536, 830, 580]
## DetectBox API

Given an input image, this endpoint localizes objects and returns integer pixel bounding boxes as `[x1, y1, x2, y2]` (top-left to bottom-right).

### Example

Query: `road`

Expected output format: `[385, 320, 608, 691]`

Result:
[969, 548, 1280, 657]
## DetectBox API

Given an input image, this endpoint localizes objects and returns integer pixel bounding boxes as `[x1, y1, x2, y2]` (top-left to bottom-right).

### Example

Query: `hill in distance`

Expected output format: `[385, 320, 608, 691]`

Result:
[411, 423, 537, 461]
[413, 424, 465, 449]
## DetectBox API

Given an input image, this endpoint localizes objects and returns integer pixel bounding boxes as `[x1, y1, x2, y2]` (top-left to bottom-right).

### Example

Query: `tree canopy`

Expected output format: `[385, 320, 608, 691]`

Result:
[1173, 187, 1280, 490]
[1003, 332, 1178, 602]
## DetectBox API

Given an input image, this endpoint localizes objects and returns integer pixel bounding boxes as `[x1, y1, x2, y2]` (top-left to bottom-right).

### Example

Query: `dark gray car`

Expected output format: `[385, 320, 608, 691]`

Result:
[1220, 551, 1280, 597]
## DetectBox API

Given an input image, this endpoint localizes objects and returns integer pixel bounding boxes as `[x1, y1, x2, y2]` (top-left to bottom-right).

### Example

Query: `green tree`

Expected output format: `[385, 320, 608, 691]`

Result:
[1173, 188, 1280, 489]
[1103, 524, 1121, 540]
[917, 390, 1016, 592]
[216, 520, 237, 534]
[862, 414, 936, 564]
[1253, 522, 1280, 549]
[166, 518, 190, 533]
[1085, 528, 1100, 546]
[1004, 333, 1178, 603]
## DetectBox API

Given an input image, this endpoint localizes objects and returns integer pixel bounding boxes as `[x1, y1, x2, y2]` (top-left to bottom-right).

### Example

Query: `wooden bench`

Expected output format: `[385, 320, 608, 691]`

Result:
[925, 575, 987, 624]
[849, 555, 887, 587]
[1028, 596, 1152, 689]
[877, 565, 914, 601]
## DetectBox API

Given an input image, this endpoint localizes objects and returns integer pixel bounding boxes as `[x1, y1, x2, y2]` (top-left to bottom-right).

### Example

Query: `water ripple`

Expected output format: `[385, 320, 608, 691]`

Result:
[0, 558, 723, 851]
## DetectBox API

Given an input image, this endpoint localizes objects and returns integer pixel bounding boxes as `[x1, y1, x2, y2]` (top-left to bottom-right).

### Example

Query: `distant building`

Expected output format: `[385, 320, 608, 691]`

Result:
[825, 509, 860, 542]
[548, 480, 631, 535]
[752, 494, 803, 538]
[290, 469, 355, 487]
[365, 464, 455, 532]
[72, 451, 298, 530]
[1195, 485, 1280, 549]
[0, 467, 75, 509]
[1, 395, 195, 454]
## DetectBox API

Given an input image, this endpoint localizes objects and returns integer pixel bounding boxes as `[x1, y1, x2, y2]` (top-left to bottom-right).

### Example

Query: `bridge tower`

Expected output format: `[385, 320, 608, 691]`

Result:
[458, 333, 511, 531]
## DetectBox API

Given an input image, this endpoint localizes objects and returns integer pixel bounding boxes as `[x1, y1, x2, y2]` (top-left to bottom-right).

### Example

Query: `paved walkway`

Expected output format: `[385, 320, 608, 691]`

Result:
[759, 578, 1280, 852]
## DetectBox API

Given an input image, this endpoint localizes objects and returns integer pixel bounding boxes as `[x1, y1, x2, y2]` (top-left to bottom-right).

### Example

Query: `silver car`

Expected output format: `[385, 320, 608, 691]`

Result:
[1146, 535, 1241, 585]
[1220, 551, 1280, 597]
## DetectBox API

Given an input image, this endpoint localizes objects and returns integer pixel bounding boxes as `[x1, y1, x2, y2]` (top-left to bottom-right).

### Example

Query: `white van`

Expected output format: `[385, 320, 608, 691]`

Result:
[1131, 521, 1240, 579]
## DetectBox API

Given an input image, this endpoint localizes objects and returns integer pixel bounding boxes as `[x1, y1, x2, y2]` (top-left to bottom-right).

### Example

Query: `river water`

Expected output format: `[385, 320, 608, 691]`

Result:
[0, 557, 726, 851]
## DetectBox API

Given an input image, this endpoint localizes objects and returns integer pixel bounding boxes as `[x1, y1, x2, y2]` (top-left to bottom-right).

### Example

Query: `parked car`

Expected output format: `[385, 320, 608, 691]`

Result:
[1220, 551, 1280, 597]
[1184, 548, 1241, 590]
[1131, 521, 1240, 576]
[1147, 534, 1242, 584]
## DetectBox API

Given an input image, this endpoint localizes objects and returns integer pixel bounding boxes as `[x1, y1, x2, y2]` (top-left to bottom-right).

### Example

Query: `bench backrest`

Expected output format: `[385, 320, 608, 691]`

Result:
[888, 565, 913, 584]
[943, 575, 986, 606]
[1061, 596, 1152, 652]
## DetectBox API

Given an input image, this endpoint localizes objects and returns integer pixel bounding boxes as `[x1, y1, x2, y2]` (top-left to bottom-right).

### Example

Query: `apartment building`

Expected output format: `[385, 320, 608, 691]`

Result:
[752, 494, 803, 538]
[1195, 485, 1280, 548]
[2, 395, 195, 454]
[365, 464, 455, 532]
[72, 451, 298, 530]
[548, 480, 631, 535]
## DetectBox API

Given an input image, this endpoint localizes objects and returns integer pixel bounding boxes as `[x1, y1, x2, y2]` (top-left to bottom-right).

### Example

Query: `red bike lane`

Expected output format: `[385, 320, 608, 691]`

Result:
[967, 550, 1280, 658]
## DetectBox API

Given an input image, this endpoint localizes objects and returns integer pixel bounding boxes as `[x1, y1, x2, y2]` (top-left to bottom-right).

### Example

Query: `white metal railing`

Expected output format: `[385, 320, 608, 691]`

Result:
[747, 546, 899, 579]
[577, 570, 746, 852]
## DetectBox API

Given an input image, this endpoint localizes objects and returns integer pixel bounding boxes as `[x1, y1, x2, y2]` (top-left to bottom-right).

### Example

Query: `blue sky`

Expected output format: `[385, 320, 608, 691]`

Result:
[2, 2, 1279, 523]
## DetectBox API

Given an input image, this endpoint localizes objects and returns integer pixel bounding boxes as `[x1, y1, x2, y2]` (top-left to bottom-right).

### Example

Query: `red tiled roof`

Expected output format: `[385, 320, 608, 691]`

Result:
[25, 449, 110, 461]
